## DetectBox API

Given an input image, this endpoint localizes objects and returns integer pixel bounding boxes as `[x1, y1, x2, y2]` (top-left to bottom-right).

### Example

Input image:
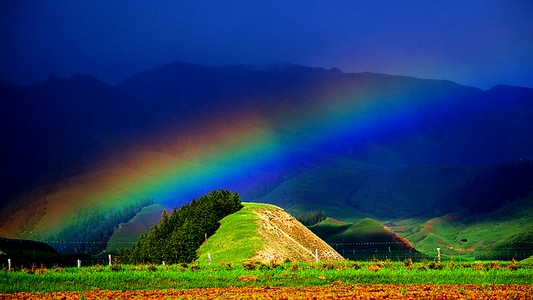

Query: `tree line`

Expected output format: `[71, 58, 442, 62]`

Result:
[118, 189, 243, 264]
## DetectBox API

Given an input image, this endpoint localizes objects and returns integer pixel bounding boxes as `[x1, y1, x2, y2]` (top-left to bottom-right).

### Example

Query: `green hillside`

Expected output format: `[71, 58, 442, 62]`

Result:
[309, 217, 420, 261]
[196, 203, 265, 264]
[395, 194, 533, 261]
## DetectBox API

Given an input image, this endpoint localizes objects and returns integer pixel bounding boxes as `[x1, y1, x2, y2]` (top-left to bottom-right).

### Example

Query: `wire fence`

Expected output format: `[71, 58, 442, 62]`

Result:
[2, 239, 533, 269]
[330, 240, 533, 262]
[0, 239, 131, 269]
[1, 254, 113, 270]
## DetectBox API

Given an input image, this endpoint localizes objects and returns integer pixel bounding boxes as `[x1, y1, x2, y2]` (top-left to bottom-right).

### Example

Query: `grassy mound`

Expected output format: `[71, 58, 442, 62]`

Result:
[197, 203, 343, 265]
[310, 217, 418, 260]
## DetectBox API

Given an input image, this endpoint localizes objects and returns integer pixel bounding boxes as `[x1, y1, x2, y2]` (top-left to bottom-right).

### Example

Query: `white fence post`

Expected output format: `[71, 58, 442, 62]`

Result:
[315, 248, 318, 263]
[8, 259, 11, 271]
[77, 259, 81, 268]
[437, 248, 441, 263]
[208, 253, 211, 265]
[108, 254, 112, 266]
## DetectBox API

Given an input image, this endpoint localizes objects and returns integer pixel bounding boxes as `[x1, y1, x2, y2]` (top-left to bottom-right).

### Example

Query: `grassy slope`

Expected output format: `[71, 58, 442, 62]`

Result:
[310, 218, 398, 244]
[396, 194, 533, 260]
[309, 217, 419, 260]
[105, 204, 165, 253]
[196, 203, 265, 265]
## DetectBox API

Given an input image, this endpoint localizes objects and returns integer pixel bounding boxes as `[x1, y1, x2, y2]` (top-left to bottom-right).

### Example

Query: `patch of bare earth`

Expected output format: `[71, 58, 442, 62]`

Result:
[251, 205, 344, 263]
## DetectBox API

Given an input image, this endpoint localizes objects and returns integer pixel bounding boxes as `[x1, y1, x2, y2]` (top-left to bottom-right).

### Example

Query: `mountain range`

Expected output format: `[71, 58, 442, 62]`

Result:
[1, 61, 532, 257]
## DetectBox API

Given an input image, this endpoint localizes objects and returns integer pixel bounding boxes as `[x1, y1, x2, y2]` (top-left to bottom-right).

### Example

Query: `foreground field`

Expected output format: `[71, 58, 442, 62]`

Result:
[1, 260, 532, 296]
[4, 284, 533, 299]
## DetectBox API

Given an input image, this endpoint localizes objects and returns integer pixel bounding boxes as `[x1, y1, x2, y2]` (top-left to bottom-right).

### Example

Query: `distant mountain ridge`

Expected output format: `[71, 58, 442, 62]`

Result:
[116, 61, 533, 167]
[1, 61, 533, 244]
[1, 75, 148, 212]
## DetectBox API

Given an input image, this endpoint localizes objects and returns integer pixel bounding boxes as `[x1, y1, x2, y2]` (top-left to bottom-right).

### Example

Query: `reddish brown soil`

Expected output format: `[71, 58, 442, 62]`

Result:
[3, 284, 532, 299]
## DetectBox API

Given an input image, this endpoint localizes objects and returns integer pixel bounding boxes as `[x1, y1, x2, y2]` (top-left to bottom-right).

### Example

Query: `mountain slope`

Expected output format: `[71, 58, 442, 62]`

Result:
[105, 204, 166, 254]
[253, 163, 481, 221]
[196, 203, 343, 264]
[1, 75, 149, 213]
[2, 61, 533, 245]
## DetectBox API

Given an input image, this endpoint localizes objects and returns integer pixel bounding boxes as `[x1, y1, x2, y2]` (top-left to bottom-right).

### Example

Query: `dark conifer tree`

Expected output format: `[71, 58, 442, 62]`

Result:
[120, 189, 243, 264]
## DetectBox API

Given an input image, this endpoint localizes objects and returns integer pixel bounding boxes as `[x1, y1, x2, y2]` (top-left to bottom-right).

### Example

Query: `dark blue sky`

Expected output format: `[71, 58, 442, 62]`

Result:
[1, 1, 532, 89]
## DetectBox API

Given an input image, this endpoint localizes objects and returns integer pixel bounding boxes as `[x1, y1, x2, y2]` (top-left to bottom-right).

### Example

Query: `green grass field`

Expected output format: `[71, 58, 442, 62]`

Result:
[1, 260, 531, 293]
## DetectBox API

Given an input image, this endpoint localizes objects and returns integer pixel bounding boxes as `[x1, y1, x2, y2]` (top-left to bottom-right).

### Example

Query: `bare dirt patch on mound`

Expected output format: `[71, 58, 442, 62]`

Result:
[251, 205, 343, 262]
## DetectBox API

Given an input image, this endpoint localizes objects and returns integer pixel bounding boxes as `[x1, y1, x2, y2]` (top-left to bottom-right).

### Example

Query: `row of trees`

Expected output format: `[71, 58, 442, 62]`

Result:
[119, 189, 243, 264]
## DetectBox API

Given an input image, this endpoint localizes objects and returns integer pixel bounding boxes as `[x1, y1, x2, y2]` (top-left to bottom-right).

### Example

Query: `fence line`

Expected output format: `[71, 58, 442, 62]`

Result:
[1, 255, 114, 270]
[329, 240, 533, 262]
[330, 247, 533, 262]
[329, 240, 533, 246]
[1, 238, 533, 269]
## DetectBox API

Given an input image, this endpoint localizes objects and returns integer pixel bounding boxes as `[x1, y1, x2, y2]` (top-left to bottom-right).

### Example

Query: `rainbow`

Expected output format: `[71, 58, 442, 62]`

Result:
[33, 74, 471, 236]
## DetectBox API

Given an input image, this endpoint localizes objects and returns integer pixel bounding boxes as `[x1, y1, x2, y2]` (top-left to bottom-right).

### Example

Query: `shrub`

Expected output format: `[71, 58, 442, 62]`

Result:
[404, 258, 414, 269]
[471, 262, 486, 271]
[507, 259, 519, 270]
[290, 261, 299, 271]
[52, 265, 65, 273]
[366, 264, 381, 272]
[242, 260, 261, 270]
[428, 260, 444, 270]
